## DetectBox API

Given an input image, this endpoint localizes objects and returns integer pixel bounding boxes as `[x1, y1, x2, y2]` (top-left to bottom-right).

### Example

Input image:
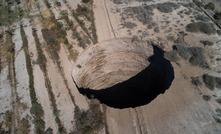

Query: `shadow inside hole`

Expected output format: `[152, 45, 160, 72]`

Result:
[73, 45, 174, 109]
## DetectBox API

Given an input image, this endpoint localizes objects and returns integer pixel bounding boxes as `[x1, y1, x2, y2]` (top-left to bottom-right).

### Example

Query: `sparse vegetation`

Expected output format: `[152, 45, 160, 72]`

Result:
[73, 4, 97, 44]
[77, 64, 82, 68]
[0, 28, 15, 72]
[122, 21, 137, 29]
[202, 95, 211, 101]
[45, 0, 52, 8]
[123, 6, 154, 25]
[32, 26, 65, 133]
[172, 45, 208, 68]
[200, 40, 214, 46]
[55, 1, 61, 7]
[156, 2, 180, 13]
[172, 45, 191, 60]
[194, 14, 210, 22]
[185, 22, 216, 35]
[164, 51, 180, 62]
[215, 108, 221, 116]
[191, 76, 202, 87]
[74, 99, 105, 134]
[0, 0, 20, 26]
[188, 47, 208, 68]
[216, 98, 221, 105]
[202, 74, 221, 90]
[82, 0, 91, 3]
[204, 2, 215, 11]
[21, 25, 45, 133]
[214, 12, 221, 20]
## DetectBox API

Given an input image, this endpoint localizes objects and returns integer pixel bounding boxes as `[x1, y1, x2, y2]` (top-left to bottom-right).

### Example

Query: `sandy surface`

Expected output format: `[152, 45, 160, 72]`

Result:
[12, 23, 34, 133]
[0, 66, 12, 121]
[94, 0, 115, 41]
[59, 44, 89, 110]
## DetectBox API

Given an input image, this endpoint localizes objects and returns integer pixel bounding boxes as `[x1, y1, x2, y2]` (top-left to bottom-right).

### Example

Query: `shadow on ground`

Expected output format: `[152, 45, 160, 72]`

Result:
[73, 45, 174, 109]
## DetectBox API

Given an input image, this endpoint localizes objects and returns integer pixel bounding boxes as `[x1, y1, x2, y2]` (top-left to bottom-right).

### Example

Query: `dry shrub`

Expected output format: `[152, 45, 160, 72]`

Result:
[186, 22, 216, 35]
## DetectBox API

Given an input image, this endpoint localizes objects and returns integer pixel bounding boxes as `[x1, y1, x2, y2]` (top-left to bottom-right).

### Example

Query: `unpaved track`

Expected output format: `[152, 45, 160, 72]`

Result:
[94, 0, 115, 41]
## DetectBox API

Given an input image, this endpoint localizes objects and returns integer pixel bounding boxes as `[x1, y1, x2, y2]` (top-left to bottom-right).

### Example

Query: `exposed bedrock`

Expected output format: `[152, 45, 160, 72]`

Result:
[72, 38, 174, 108]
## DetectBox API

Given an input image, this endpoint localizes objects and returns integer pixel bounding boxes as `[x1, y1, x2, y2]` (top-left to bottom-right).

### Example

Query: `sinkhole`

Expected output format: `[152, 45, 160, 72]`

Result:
[72, 38, 174, 108]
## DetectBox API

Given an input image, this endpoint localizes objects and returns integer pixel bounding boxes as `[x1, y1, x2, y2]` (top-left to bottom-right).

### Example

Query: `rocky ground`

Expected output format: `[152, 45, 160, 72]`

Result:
[0, 0, 221, 134]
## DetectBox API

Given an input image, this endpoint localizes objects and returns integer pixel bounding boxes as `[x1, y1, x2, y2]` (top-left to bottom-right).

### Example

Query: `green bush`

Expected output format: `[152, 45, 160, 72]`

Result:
[82, 0, 91, 3]
[30, 103, 44, 117]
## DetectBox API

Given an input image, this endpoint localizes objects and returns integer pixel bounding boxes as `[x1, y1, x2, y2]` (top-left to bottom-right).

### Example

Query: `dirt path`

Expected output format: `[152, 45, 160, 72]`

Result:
[94, 0, 115, 41]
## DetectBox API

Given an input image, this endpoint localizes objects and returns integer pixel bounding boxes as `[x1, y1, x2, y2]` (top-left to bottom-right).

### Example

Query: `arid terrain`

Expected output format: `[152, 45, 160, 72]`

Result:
[0, 0, 221, 133]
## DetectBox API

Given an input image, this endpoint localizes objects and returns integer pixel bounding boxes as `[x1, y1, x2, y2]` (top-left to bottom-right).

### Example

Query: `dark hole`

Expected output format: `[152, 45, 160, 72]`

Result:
[73, 45, 174, 109]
